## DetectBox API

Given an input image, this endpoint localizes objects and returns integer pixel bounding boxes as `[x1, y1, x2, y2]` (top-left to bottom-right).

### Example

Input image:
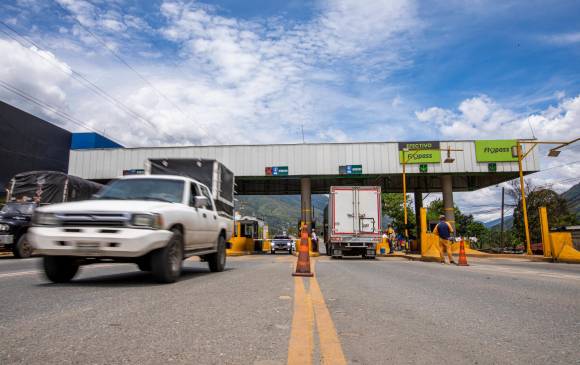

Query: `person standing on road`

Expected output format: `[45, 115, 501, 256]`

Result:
[386, 224, 395, 254]
[433, 215, 456, 265]
[311, 229, 318, 252]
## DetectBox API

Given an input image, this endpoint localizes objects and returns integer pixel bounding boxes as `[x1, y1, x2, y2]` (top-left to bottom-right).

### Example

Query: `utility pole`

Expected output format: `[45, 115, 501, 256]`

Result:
[301, 124, 305, 143]
[500, 187, 505, 250]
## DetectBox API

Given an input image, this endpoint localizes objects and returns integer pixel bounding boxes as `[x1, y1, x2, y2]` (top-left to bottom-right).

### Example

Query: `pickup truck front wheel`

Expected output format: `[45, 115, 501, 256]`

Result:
[151, 229, 183, 283]
[43, 256, 79, 283]
[207, 235, 226, 272]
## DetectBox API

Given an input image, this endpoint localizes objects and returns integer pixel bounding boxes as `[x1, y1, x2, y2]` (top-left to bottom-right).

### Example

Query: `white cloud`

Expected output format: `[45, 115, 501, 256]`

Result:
[542, 32, 580, 45]
[1, 0, 422, 148]
[0, 38, 72, 114]
[415, 94, 580, 140]
[417, 95, 580, 222]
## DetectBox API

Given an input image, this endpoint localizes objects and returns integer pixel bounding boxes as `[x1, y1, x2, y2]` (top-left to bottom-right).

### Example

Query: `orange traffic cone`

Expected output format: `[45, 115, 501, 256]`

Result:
[293, 224, 314, 277]
[457, 239, 469, 266]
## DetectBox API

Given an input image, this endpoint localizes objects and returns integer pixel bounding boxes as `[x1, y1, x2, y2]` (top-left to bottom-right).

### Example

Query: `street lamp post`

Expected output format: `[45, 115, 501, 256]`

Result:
[401, 148, 419, 250]
[401, 146, 461, 252]
[516, 137, 579, 255]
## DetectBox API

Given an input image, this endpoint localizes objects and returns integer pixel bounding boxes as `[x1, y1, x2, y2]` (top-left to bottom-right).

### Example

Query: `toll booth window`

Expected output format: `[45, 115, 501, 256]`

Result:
[243, 224, 254, 238]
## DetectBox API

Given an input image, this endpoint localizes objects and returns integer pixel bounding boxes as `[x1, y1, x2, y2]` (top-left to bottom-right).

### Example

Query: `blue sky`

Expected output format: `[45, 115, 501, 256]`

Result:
[0, 0, 579, 220]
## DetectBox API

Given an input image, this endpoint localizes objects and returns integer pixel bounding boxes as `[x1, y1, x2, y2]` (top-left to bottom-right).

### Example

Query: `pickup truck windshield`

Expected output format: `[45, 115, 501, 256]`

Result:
[1, 202, 36, 215]
[97, 179, 184, 203]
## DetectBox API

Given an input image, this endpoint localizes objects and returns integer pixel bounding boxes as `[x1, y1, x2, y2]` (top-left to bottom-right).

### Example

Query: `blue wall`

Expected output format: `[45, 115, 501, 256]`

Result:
[71, 133, 123, 149]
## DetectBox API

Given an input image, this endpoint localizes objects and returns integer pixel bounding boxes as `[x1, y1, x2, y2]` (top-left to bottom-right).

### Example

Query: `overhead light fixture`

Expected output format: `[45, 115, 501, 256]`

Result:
[548, 149, 561, 157]
[444, 148, 454, 163]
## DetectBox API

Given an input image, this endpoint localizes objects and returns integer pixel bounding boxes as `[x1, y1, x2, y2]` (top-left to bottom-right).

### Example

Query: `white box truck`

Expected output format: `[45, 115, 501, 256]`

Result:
[324, 186, 381, 259]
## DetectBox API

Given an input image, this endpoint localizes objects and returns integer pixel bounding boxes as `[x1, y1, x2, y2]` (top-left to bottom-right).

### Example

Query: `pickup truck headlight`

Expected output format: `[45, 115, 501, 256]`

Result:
[33, 212, 59, 226]
[0, 224, 9, 231]
[131, 213, 163, 229]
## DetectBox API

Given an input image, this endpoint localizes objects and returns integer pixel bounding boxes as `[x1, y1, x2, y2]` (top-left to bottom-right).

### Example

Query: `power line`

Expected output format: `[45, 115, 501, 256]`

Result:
[0, 79, 121, 142]
[532, 176, 580, 189]
[0, 21, 162, 138]
[530, 160, 580, 175]
[53, 1, 207, 138]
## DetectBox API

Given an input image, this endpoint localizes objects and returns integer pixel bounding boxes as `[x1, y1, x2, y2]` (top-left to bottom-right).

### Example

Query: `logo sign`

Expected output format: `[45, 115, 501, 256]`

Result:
[419, 164, 428, 173]
[123, 169, 145, 175]
[488, 163, 497, 172]
[339, 164, 363, 175]
[265, 166, 289, 176]
[399, 150, 441, 164]
[475, 140, 518, 162]
[398, 141, 440, 151]
[398, 141, 441, 164]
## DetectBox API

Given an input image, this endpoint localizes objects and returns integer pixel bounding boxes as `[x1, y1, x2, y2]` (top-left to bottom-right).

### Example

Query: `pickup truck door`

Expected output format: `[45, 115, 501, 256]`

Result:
[185, 183, 204, 250]
[198, 184, 219, 248]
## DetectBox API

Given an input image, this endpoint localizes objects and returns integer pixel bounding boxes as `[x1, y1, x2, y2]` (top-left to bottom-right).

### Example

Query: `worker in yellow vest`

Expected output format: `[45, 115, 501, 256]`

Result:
[386, 224, 395, 254]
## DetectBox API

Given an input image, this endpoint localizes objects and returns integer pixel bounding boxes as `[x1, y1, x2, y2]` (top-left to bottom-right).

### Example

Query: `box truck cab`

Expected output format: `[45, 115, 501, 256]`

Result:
[324, 186, 381, 259]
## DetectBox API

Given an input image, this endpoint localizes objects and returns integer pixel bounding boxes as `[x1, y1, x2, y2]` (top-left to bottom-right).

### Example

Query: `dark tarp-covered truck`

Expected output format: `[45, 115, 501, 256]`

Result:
[147, 159, 235, 218]
[0, 171, 102, 258]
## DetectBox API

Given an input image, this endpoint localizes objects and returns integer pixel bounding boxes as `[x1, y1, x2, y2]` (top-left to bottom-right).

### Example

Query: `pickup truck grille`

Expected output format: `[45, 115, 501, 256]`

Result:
[56, 213, 130, 227]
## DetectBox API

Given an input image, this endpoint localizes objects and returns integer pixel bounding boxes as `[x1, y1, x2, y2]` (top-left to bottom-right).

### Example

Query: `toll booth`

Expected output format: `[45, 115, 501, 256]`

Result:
[227, 216, 268, 256]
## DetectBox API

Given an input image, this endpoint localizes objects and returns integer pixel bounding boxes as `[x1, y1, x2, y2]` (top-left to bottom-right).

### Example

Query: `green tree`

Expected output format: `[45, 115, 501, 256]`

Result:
[381, 193, 415, 235]
[426, 199, 489, 243]
[512, 188, 576, 244]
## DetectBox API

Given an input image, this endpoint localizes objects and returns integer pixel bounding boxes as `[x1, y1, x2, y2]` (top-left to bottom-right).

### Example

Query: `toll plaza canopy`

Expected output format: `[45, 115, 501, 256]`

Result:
[68, 140, 539, 195]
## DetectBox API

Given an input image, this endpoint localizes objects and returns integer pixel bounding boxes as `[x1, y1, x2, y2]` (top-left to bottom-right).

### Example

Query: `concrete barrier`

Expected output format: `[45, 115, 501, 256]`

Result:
[539, 206, 580, 263]
[419, 207, 487, 261]
[227, 237, 252, 256]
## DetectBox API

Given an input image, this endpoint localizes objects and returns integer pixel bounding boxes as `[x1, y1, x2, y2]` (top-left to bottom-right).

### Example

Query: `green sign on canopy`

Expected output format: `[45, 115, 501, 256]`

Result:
[399, 149, 441, 164]
[475, 140, 518, 162]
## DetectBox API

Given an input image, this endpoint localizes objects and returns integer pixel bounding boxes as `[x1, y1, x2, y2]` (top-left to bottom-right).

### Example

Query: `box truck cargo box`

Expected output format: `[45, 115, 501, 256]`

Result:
[147, 159, 234, 218]
[324, 186, 381, 259]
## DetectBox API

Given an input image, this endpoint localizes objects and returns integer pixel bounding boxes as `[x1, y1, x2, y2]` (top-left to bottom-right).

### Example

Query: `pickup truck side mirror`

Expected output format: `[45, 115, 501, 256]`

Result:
[194, 196, 209, 209]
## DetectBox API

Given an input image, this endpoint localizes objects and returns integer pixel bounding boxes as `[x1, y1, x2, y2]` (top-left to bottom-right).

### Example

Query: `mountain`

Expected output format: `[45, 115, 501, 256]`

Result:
[561, 182, 580, 219]
[484, 215, 514, 230]
[236, 195, 328, 235]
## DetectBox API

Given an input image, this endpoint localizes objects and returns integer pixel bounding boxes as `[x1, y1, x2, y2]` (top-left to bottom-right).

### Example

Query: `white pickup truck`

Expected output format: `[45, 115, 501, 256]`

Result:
[29, 175, 234, 283]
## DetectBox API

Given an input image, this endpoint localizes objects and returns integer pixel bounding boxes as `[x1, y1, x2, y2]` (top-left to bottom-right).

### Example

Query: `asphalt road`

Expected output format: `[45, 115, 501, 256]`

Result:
[0, 254, 579, 364]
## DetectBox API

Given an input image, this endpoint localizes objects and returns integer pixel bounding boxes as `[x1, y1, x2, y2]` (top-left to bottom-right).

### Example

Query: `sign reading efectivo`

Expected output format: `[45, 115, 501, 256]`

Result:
[475, 140, 518, 162]
[398, 141, 440, 151]
[265, 166, 289, 176]
[398, 141, 441, 164]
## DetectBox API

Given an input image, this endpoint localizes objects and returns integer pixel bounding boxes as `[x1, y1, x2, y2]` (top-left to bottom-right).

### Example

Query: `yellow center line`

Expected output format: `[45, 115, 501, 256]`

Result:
[310, 276, 347, 365]
[287, 259, 347, 365]
[288, 275, 314, 365]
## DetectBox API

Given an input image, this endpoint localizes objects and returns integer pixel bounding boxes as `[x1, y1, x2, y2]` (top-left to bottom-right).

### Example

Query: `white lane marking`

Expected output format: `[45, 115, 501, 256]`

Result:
[0, 270, 38, 278]
[0, 264, 125, 279]
[468, 265, 580, 281]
